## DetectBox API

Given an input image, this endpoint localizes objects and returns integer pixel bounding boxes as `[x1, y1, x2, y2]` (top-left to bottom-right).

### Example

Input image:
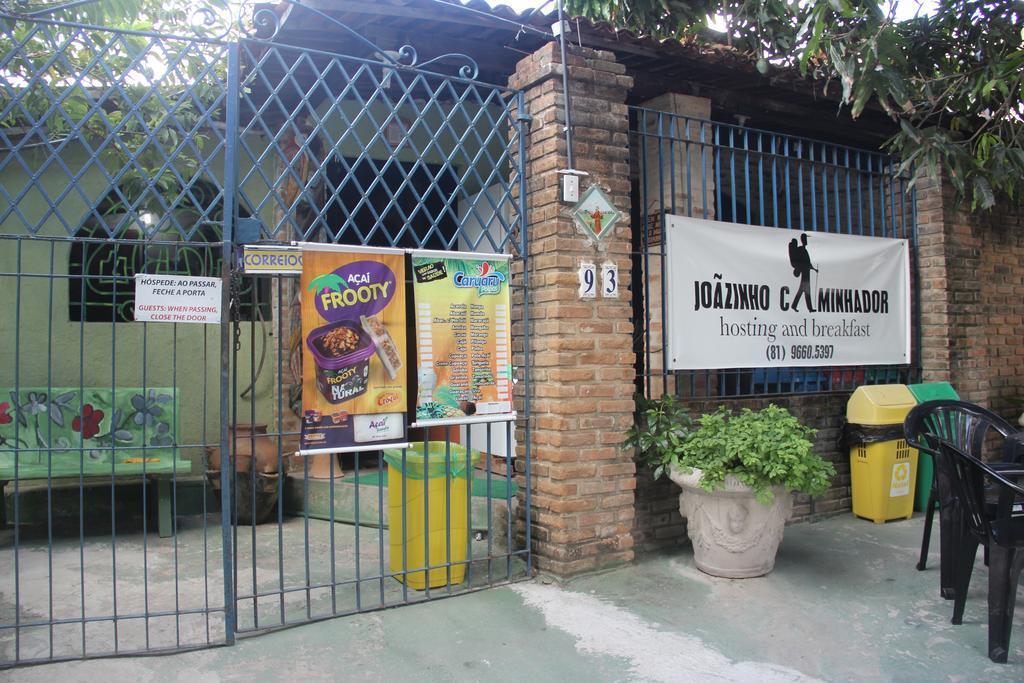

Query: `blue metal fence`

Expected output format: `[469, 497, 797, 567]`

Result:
[630, 106, 919, 399]
[0, 5, 529, 666]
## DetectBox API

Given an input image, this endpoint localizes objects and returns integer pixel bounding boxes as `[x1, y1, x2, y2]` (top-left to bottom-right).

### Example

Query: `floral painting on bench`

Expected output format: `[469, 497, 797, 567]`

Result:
[0, 388, 184, 478]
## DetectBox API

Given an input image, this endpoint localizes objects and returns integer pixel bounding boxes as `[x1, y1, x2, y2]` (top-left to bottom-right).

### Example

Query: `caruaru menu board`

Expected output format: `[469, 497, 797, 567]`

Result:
[411, 251, 513, 424]
[299, 244, 408, 454]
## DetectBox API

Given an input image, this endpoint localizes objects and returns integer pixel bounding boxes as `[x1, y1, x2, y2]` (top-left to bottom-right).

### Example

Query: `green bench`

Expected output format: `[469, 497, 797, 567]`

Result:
[0, 387, 188, 537]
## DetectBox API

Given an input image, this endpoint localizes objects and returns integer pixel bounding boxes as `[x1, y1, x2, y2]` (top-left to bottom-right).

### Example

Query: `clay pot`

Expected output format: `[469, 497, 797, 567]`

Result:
[207, 470, 280, 526]
[206, 424, 282, 474]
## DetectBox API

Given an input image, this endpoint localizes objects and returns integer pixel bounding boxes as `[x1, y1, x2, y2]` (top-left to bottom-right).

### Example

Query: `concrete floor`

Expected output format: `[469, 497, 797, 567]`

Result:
[3, 514, 1024, 682]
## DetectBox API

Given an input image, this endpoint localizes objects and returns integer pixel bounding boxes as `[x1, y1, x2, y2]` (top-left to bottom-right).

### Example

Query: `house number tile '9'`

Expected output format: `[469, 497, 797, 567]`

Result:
[579, 262, 596, 298]
[601, 261, 618, 298]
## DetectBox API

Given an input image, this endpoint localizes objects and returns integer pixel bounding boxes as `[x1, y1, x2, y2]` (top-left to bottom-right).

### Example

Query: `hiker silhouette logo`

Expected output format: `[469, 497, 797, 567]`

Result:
[787, 233, 818, 313]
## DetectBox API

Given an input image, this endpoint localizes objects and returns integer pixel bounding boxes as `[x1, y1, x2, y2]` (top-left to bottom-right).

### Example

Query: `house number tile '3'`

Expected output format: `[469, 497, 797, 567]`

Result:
[601, 261, 618, 298]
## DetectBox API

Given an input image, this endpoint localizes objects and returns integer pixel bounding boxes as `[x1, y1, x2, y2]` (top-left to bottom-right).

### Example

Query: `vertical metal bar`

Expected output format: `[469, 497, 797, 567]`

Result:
[78, 242, 87, 656]
[910, 179, 921, 382]
[109, 235, 119, 654]
[878, 155, 887, 238]
[465, 425, 473, 589]
[728, 127, 737, 222]
[855, 151, 864, 235]
[684, 118, 692, 218]
[810, 142, 818, 231]
[700, 120, 709, 220]
[784, 137, 792, 229]
[485, 424, 493, 586]
[901, 172, 910, 238]
[639, 110, 652, 398]
[667, 114, 677, 215]
[444, 428, 452, 592]
[843, 148, 852, 234]
[401, 446, 408, 602]
[771, 135, 778, 228]
[885, 158, 894, 238]
[657, 112, 669, 397]
[248, 283, 258, 626]
[655, 111, 667, 398]
[46, 241, 55, 659]
[202, 319, 210, 644]
[757, 132, 765, 226]
[276, 279, 285, 625]
[141, 248, 150, 651]
[555, 0, 574, 170]
[330, 441, 338, 614]
[353, 444, 361, 612]
[377, 449, 386, 606]
[742, 127, 751, 224]
[797, 141, 805, 230]
[823, 144, 831, 232]
[219, 41, 240, 645]
[172, 320, 181, 647]
[12, 239, 20, 662]
[504, 421, 513, 582]
[422, 436, 431, 600]
[303, 453, 311, 620]
[868, 154, 877, 237]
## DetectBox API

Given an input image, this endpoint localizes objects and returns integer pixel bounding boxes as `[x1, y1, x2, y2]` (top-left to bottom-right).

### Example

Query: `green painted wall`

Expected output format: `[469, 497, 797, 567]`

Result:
[0, 145, 272, 475]
[0, 94, 510, 475]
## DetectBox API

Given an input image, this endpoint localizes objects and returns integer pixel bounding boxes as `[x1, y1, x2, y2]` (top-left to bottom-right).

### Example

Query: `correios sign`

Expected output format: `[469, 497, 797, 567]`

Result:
[664, 215, 911, 370]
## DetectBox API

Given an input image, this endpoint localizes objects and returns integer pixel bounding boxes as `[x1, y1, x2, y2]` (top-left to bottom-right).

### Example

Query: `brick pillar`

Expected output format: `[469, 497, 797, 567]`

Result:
[913, 175, 954, 386]
[509, 43, 636, 575]
[915, 173, 1024, 412]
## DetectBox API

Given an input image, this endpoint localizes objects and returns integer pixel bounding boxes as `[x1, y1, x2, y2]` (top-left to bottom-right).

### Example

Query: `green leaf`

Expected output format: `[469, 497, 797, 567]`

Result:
[972, 176, 996, 211]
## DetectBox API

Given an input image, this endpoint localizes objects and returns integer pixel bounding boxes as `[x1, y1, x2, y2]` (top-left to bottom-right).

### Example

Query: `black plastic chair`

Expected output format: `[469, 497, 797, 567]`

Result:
[938, 440, 1024, 662]
[903, 400, 1019, 599]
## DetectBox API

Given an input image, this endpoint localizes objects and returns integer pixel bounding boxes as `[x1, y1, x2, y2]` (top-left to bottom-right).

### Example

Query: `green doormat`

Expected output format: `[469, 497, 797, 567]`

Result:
[351, 469, 518, 500]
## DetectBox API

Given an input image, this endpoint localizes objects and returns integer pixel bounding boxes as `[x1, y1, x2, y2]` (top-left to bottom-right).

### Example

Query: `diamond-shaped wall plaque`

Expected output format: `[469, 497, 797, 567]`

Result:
[572, 185, 621, 242]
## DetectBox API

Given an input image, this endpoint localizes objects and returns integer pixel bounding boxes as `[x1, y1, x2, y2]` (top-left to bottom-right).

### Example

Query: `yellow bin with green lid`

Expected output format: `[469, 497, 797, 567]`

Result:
[847, 384, 919, 523]
[383, 442, 480, 590]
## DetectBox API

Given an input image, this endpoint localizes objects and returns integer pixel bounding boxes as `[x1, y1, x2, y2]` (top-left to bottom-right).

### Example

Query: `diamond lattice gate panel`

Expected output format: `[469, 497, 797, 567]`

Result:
[0, 5, 530, 666]
[228, 32, 531, 634]
[0, 14, 235, 665]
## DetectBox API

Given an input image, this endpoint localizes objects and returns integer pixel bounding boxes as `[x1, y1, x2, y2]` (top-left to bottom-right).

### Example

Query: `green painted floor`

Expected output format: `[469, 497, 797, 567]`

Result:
[6, 514, 1024, 682]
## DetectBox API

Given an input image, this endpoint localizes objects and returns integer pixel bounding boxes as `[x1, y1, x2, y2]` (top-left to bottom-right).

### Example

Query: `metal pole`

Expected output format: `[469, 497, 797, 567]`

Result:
[556, 0, 574, 170]
[219, 42, 240, 646]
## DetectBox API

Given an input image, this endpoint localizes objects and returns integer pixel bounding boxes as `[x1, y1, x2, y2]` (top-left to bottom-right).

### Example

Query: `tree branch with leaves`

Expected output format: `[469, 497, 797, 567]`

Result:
[567, 0, 1024, 211]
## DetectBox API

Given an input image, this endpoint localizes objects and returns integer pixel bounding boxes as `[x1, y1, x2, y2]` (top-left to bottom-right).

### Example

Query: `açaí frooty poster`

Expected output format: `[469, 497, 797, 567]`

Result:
[411, 251, 513, 425]
[299, 245, 407, 454]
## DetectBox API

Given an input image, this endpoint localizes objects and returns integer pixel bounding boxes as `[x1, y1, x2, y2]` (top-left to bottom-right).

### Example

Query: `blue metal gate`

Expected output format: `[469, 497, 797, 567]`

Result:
[629, 106, 919, 400]
[0, 1, 530, 666]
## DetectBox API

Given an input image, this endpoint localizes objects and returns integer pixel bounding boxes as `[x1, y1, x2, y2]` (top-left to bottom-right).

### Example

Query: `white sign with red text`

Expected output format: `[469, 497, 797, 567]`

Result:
[134, 274, 222, 323]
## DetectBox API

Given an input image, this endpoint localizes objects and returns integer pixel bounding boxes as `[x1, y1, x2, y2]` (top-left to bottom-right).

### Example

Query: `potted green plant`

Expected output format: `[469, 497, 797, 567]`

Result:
[629, 397, 835, 578]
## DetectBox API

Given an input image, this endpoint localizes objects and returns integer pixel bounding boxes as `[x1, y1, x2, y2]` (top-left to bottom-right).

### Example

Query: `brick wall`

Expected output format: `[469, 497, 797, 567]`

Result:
[509, 43, 637, 575]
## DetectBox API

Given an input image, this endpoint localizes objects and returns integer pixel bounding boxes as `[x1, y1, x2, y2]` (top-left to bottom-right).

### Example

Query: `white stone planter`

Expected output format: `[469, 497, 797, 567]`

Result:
[669, 466, 793, 578]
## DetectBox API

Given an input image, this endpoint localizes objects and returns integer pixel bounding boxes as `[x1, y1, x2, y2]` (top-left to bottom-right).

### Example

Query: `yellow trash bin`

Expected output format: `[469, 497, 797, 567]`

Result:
[383, 442, 480, 590]
[846, 384, 919, 523]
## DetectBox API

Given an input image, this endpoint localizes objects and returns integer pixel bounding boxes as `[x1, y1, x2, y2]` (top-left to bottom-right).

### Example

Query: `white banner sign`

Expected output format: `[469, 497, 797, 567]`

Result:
[664, 216, 910, 369]
[134, 274, 222, 324]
